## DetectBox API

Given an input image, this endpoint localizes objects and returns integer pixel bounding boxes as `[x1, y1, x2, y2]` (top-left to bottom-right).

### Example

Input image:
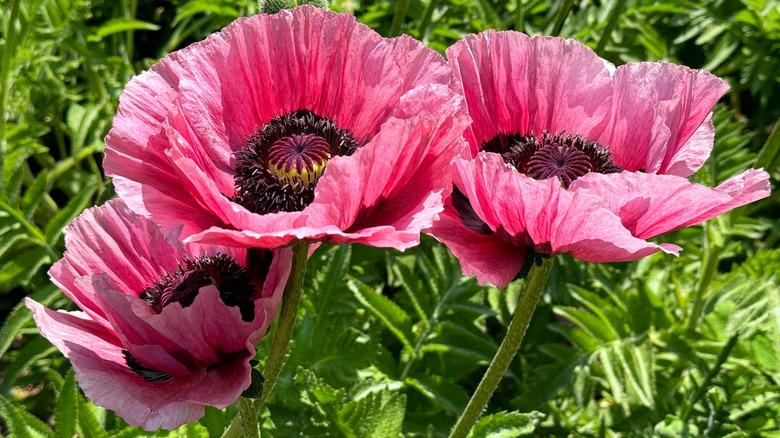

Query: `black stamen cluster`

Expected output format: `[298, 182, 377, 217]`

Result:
[139, 253, 260, 322]
[123, 350, 173, 382]
[483, 131, 623, 186]
[233, 110, 360, 215]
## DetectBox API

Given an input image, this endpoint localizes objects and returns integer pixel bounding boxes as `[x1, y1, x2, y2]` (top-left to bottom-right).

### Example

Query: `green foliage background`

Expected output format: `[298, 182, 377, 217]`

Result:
[1, 0, 779, 436]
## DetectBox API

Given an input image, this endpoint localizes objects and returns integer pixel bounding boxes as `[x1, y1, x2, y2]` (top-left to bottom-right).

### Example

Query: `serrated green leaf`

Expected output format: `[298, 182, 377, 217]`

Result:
[0, 393, 33, 438]
[467, 411, 544, 438]
[55, 370, 78, 438]
[93, 19, 160, 39]
[0, 394, 54, 438]
[0, 246, 51, 288]
[77, 397, 108, 438]
[338, 389, 406, 438]
[349, 279, 415, 350]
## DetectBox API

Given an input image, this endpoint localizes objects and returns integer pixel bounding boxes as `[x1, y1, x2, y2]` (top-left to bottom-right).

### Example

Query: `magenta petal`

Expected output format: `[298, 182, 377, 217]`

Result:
[569, 169, 771, 239]
[446, 31, 613, 157]
[453, 153, 676, 262]
[428, 204, 527, 288]
[603, 62, 729, 176]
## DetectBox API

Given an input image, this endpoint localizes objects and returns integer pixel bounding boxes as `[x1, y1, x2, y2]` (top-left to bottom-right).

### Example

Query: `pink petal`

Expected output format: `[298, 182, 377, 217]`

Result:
[446, 31, 613, 157]
[427, 203, 527, 288]
[603, 62, 729, 176]
[304, 100, 468, 249]
[112, 177, 225, 240]
[453, 153, 677, 262]
[178, 7, 456, 151]
[48, 200, 185, 328]
[569, 169, 771, 239]
[91, 279, 260, 369]
[25, 298, 207, 431]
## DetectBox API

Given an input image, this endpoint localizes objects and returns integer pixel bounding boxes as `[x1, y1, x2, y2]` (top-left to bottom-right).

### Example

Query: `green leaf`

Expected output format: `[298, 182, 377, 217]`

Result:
[404, 374, 468, 415]
[554, 306, 617, 342]
[21, 169, 49, 219]
[77, 397, 108, 438]
[467, 411, 544, 438]
[0, 284, 59, 359]
[349, 278, 415, 350]
[44, 180, 96, 244]
[338, 389, 406, 438]
[0, 336, 56, 393]
[65, 103, 100, 155]
[0, 394, 54, 438]
[55, 370, 79, 438]
[174, 0, 241, 26]
[93, 19, 160, 39]
[0, 394, 33, 438]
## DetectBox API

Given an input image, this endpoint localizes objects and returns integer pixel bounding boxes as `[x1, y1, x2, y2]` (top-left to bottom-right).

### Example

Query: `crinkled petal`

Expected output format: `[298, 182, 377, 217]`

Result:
[105, 6, 461, 247]
[427, 203, 527, 288]
[25, 298, 230, 431]
[452, 153, 678, 263]
[603, 62, 728, 176]
[91, 278, 261, 369]
[569, 169, 771, 239]
[306, 97, 468, 249]
[48, 200, 184, 328]
[446, 31, 613, 157]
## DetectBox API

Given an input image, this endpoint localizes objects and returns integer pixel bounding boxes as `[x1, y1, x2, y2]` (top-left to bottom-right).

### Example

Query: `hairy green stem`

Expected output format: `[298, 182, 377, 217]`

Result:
[687, 222, 719, 331]
[230, 242, 309, 436]
[550, 0, 575, 37]
[595, 0, 625, 52]
[448, 257, 554, 438]
[237, 397, 260, 438]
[258, 242, 310, 407]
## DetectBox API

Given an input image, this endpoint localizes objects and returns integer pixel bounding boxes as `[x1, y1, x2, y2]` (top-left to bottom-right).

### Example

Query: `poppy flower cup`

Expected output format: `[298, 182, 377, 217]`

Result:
[429, 31, 770, 288]
[26, 200, 292, 430]
[104, 5, 469, 251]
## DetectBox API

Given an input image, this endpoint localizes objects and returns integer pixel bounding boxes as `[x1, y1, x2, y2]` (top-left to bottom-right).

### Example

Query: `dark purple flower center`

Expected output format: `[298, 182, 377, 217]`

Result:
[127, 251, 271, 382]
[233, 110, 360, 215]
[483, 132, 623, 188]
[139, 253, 263, 322]
[451, 132, 623, 240]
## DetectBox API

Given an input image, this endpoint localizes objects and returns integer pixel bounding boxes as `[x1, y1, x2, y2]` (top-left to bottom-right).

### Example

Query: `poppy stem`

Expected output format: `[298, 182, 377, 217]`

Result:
[234, 242, 309, 435]
[447, 257, 554, 438]
[260, 242, 310, 405]
[237, 397, 260, 438]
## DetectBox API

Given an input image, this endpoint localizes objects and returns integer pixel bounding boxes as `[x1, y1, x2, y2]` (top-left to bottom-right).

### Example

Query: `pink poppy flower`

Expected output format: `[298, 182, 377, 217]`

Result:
[103, 6, 469, 251]
[26, 200, 292, 430]
[428, 31, 770, 288]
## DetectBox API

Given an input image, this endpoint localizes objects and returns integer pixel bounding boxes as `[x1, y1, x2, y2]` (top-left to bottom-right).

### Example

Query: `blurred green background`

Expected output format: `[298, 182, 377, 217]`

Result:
[1, 0, 779, 436]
